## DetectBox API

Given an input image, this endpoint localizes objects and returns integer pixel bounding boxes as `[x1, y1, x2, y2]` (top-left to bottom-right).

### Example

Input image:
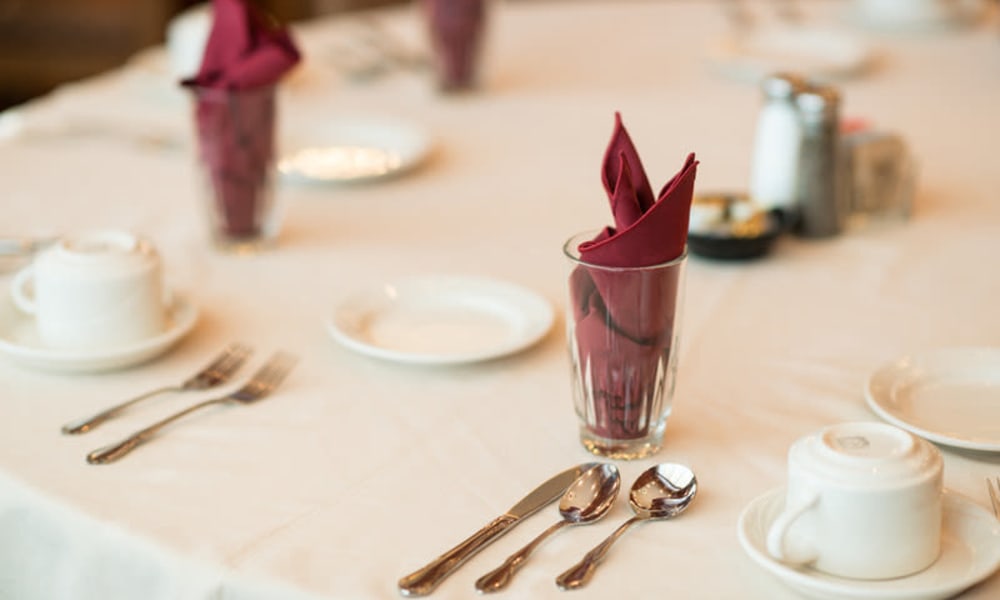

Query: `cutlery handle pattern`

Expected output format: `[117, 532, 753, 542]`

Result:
[556, 516, 641, 590]
[397, 513, 518, 597]
[62, 386, 178, 435]
[475, 519, 568, 593]
[86, 397, 226, 464]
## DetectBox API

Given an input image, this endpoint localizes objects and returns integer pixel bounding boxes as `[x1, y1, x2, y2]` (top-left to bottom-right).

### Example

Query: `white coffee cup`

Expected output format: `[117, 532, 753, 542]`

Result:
[166, 3, 212, 79]
[767, 421, 943, 580]
[10, 230, 169, 350]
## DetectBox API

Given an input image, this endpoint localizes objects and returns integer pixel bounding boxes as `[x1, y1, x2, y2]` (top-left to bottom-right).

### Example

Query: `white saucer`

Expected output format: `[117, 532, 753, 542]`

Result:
[325, 275, 554, 365]
[278, 116, 432, 184]
[845, 3, 983, 33]
[866, 348, 1000, 452]
[0, 292, 198, 373]
[738, 487, 1000, 600]
[706, 26, 874, 83]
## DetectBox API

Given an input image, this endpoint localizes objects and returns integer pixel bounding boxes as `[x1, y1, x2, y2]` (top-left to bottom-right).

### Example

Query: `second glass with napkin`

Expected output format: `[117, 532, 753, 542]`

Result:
[183, 0, 301, 251]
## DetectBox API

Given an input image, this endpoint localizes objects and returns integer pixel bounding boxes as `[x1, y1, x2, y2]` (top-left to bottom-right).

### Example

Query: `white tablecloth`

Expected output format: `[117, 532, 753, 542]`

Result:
[1, 1, 999, 598]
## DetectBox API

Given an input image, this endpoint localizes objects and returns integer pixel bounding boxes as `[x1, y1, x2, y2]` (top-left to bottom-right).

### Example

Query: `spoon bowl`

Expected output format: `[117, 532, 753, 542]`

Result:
[630, 463, 698, 519]
[475, 463, 620, 593]
[556, 463, 698, 590]
[559, 462, 622, 523]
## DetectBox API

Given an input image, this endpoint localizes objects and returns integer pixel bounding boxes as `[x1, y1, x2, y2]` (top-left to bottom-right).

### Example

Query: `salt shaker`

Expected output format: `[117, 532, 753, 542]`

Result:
[795, 86, 847, 238]
[749, 73, 806, 220]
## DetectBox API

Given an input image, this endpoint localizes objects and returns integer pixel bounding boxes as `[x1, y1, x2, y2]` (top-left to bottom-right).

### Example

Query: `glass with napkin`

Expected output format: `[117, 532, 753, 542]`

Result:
[420, 0, 487, 91]
[565, 113, 698, 459]
[183, 0, 300, 251]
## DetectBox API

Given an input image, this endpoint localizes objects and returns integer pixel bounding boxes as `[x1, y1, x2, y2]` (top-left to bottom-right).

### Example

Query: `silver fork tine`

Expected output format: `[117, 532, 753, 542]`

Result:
[182, 342, 253, 390]
[62, 342, 253, 435]
[86, 352, 299, 465]
[988, 477, 1000, 520]
[232, 352, 297, 400]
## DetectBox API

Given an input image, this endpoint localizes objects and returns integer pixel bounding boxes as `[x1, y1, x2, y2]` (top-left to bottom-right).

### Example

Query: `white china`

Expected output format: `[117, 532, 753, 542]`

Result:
[10, 231, 170, 350]
[737, 488, 1000, 600]
[278, 116, 432, 184]
[0, 291, 197, 373]
[325, 275, 554, 365]
[165, 3, 212, 79]
[739, 487, 1000, 600]
[866, 348, 1000, 452]
[705, 26, 873, 84]
[767, 422, 943, 580]
[848, 0, 980, 32]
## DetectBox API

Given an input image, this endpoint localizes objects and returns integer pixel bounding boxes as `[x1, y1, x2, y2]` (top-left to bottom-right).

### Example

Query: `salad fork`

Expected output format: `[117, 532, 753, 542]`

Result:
[62, 342, 253, 435]
[86, 351, 298, 464]
[988, 476, 1000, 519]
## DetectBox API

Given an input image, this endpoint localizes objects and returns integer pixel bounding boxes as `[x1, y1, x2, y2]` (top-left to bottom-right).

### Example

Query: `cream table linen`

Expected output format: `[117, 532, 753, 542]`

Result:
[1, 1, 999, 598]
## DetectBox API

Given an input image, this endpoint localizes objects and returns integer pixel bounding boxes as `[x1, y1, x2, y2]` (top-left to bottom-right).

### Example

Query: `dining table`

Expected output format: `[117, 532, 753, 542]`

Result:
[1, 1, 999, 598]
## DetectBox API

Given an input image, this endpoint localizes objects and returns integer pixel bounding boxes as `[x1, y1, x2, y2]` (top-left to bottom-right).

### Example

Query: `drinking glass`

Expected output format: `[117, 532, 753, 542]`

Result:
[564, 231, 687, 459]
[189, 84, 283, 252]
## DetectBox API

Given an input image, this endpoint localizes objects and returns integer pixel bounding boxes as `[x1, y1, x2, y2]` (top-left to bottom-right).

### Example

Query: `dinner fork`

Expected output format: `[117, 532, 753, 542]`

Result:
[988, 476, 1000, 520]
[86, 352, 298, 464]
[62, 342, 253, 435]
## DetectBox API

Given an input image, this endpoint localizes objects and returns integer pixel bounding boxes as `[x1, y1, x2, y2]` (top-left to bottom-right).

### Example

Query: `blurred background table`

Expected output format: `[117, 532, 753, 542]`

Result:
[1, 1, 999, 598]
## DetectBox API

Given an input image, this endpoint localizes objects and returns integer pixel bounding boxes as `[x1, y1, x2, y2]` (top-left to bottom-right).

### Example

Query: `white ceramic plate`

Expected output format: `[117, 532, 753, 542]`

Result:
[325, 276, 554, 365]
[706, 26, 874, 83]
[278, 116, 432, 184]
[845, 2, 984, 33]
[738, 487, 1000, 600]
[865, 348, 1000, 452]
[0, 292, 198, 373]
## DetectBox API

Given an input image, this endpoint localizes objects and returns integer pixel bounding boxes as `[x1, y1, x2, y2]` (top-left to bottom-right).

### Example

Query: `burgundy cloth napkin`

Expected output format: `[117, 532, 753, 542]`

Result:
[183, 0, 301, 238]
[183, 0, 300, 90]
[570, 113, 698, 440]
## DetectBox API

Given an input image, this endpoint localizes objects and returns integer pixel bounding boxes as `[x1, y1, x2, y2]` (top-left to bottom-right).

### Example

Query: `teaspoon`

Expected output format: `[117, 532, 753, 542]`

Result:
[475, 463, 621, 593]
[555, 463, 698, 590]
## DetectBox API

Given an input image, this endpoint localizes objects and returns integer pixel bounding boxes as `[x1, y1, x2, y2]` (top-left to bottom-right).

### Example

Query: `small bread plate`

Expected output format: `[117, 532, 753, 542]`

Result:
[866, 348, 1000, 452]
[706, 26, 874, 83]
[738, 487, 1000, 600]
[278, 116, 432, 184]
[325, 275, 554, 365]
[0, 292, 198, 373]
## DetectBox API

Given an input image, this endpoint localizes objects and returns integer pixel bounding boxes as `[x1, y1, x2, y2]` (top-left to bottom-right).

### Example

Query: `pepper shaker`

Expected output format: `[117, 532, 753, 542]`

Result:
[795, 86, 848, 238]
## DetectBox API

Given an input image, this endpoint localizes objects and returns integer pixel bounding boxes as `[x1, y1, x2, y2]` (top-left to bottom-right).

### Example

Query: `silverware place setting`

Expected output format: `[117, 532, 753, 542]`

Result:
[398, 462, 598, 597]
[62, 342, 253, 434]
[475, 463, 620, 593]
[556, 463, 699, 591]
[86, 351, 298, 464]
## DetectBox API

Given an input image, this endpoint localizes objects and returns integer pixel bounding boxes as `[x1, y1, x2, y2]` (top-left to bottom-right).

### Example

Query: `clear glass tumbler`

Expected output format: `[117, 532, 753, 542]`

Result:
[564, 231, 686, 460]
[189, 85, 282, 252]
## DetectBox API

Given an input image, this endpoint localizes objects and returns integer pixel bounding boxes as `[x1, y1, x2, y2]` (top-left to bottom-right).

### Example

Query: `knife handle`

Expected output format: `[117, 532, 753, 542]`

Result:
[398, 514, 518, 597]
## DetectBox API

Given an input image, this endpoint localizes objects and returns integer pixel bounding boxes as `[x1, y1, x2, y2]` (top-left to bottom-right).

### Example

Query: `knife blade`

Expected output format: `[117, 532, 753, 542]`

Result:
[397, 462, 598, 597]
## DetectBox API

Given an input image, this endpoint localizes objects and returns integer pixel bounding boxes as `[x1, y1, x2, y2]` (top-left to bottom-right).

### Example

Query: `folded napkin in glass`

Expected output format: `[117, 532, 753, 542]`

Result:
[183, 0, 301, 247]
[567, 113, 698, 457]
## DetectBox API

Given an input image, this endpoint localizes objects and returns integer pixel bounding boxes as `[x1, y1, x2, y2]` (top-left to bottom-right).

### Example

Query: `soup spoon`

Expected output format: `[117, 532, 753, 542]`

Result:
[555, 463, 698, 590]
[475, 463, 620, 593]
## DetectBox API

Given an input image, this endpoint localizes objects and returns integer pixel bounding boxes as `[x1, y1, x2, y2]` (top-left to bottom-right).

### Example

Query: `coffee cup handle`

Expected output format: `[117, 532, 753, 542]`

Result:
[766, 492, 819, 565]
[10, 266, 38, 315]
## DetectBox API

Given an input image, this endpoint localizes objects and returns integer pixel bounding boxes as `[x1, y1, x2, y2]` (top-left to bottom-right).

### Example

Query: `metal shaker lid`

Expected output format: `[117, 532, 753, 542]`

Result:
[761, 72, 807, 100]
[796, 86, 841, 116]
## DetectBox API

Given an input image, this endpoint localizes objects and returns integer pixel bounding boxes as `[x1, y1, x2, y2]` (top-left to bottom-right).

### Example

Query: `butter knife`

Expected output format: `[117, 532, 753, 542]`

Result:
[397, 462, 598, 597]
